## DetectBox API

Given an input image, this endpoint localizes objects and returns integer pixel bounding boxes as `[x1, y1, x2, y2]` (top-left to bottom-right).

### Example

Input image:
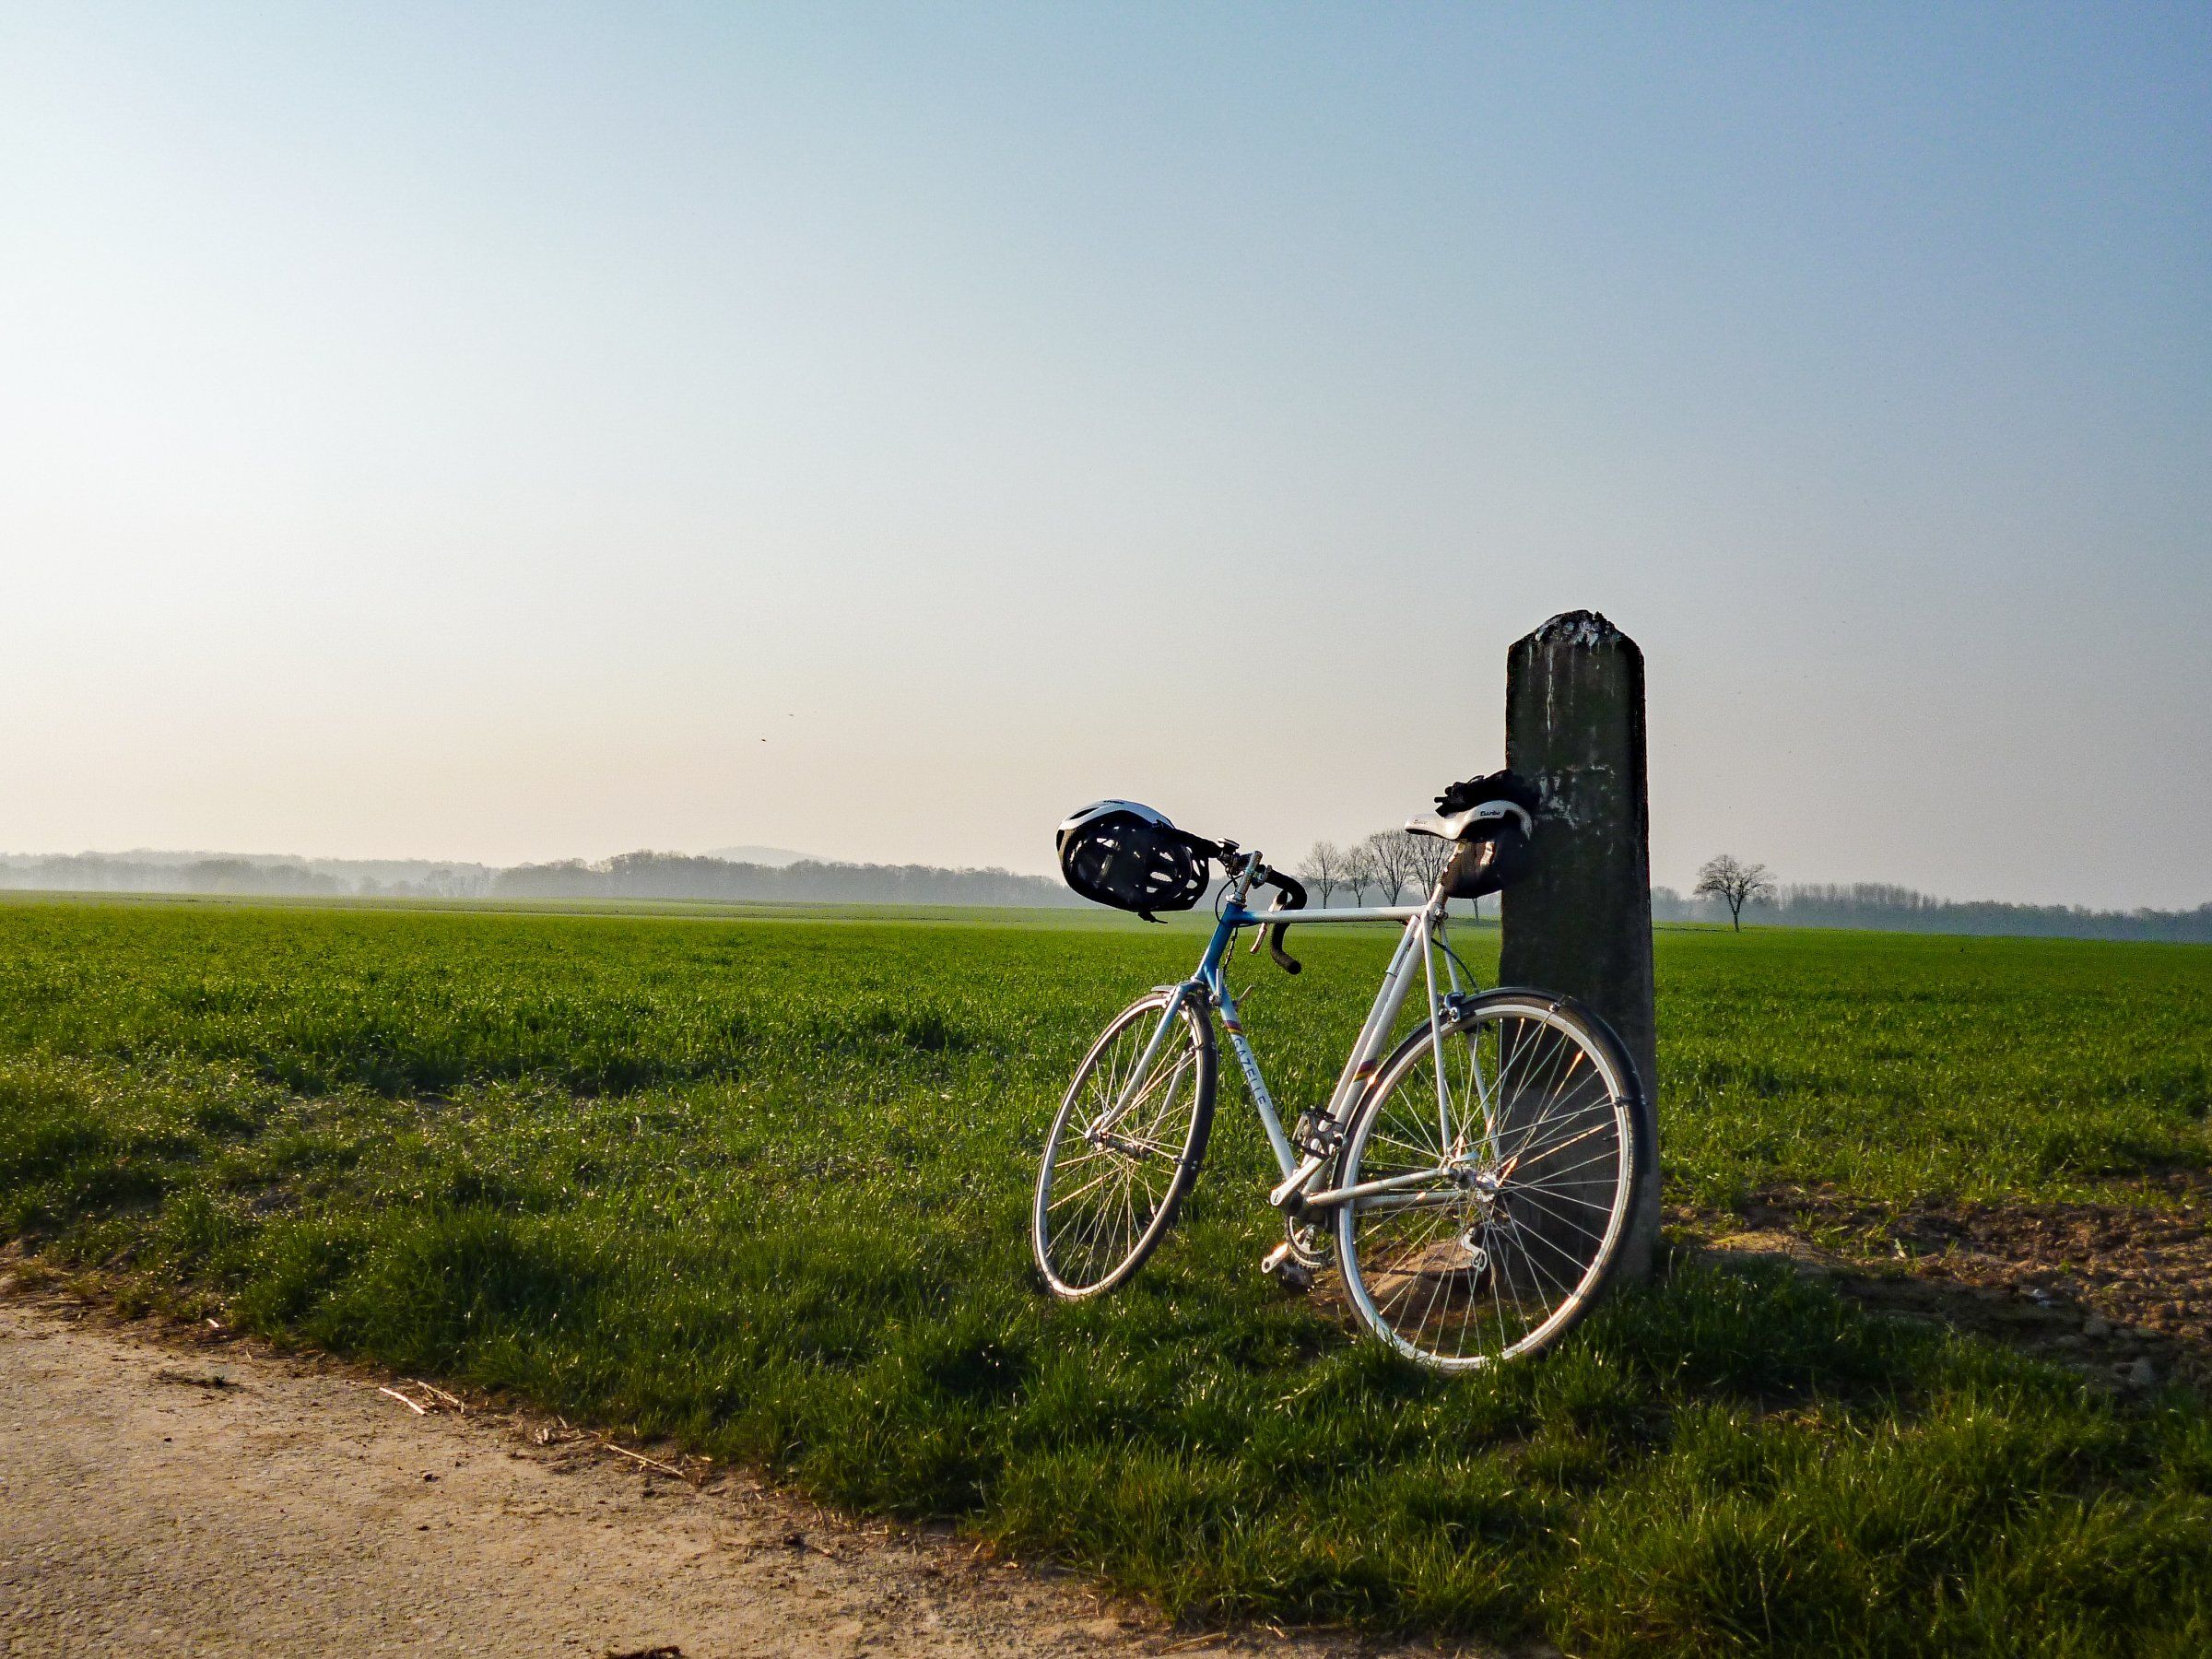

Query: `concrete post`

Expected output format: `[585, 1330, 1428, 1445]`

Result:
[1498, 610, 1663, 1280]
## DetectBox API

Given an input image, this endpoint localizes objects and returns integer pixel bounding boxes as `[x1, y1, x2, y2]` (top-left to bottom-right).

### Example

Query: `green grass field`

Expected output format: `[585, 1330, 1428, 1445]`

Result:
[3, 898, 2210, 1654]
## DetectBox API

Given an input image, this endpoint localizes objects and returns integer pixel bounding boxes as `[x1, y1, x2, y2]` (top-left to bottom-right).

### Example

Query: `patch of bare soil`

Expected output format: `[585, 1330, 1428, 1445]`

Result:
[1683, 1174, 2212, 1394]
[0, 1270, 1490, 1659]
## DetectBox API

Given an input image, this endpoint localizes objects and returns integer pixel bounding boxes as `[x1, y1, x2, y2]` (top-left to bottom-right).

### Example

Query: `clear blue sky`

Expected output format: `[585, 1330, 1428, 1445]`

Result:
[3, 4, 2206, 906]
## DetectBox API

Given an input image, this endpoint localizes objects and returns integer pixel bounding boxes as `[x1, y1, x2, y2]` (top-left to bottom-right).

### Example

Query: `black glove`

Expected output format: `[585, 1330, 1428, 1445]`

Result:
[1435, 769, 1541, 816]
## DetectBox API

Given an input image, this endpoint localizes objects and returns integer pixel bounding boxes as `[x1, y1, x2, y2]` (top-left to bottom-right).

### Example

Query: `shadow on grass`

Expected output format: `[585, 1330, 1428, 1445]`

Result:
[1690, 1181, 2212, 1396]
[22, 1172, 2212, 1655]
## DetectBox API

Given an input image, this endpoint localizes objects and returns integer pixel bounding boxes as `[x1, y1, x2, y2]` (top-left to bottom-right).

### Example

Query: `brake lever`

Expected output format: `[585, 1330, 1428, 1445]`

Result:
[1246, 867, 1277, 956]
[1243, 864, 1270, 955]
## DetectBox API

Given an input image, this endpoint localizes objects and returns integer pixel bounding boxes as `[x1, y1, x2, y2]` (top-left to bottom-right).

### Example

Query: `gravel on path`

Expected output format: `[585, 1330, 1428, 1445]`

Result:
[0, 1294, 1449, 1658]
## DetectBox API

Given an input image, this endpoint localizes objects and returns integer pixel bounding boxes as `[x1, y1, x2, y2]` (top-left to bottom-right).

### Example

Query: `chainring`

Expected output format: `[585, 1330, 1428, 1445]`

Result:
[1283, 1211, 1335, 1271]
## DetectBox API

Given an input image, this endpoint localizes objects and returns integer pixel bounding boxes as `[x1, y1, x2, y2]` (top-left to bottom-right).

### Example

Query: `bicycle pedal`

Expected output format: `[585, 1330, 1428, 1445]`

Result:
[1259, 1242, 1314, 1293]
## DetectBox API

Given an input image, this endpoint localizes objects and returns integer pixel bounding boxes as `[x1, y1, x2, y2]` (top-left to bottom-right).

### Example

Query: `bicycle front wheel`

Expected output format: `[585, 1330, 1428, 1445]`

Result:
[1032, 989, 1216, 1299]
[1335, 990, 1646, 1371]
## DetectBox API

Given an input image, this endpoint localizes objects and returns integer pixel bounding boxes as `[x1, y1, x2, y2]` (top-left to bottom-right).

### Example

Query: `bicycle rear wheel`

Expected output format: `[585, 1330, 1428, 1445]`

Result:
[1032, 989, 1216, 1299]
[1334, 990, 1646, 1371]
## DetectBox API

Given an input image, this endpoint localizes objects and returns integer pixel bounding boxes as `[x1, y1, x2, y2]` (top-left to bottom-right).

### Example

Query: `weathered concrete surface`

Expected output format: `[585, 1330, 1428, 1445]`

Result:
[1498, 610, 1663, 1279]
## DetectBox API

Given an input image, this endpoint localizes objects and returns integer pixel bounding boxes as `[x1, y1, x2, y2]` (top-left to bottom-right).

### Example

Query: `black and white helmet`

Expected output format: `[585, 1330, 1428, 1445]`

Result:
[1056, 800, 1214, 920]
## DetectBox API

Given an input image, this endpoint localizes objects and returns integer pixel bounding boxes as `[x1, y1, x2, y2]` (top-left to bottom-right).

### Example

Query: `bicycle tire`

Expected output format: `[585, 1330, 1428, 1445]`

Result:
[1333, 989, 1649, 1371]
[1032, 989, 1217, 1299]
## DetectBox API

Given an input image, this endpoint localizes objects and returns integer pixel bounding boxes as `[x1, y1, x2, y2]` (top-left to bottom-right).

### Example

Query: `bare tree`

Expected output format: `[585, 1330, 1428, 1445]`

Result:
[1340, 841, 1380, 906]
[1364, 830, 1422, 906]
[1296, 840, 1344, 907]
[1694, 853, 1775, 932]
[1402, 827, 1452, 899]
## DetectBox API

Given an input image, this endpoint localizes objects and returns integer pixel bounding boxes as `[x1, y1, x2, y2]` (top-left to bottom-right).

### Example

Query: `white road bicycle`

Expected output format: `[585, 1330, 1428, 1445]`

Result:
[1033, 786, 1653, 1371]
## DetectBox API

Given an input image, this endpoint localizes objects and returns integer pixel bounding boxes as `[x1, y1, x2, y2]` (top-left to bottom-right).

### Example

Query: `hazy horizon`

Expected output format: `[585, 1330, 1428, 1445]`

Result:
[6, 838, 2209, 923]
[5, 6, 2206, 907]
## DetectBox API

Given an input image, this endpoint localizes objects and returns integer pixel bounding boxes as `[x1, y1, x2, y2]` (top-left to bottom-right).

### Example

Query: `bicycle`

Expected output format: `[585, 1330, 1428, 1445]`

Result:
[1034, 779, 1653, 1371]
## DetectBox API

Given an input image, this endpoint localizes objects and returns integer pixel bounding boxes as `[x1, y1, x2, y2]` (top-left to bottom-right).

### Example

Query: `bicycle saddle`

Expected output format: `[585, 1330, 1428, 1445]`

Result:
[1407, 768, 1542, 841]
[1405, 799, 1535, 841]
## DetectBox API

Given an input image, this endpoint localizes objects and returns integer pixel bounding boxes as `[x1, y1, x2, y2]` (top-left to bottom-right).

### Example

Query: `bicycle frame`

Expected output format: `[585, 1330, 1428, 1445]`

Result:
[1096, 852, 1475, 1217]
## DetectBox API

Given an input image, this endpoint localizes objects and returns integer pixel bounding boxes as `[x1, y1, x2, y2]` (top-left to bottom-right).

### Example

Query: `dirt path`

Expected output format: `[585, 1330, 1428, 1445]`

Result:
[0, 1296, 1447, 1658]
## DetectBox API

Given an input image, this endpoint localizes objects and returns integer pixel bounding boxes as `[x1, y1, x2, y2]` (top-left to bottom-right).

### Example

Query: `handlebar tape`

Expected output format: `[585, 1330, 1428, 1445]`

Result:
[1262, 872, 1307, 974]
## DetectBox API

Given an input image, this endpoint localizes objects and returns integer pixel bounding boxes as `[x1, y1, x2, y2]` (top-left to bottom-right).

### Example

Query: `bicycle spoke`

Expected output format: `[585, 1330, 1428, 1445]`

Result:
[1340, 997, 1633, 1370]
[1035, 994, 1211, 1298]
[1046, 1163, 1120, 1212]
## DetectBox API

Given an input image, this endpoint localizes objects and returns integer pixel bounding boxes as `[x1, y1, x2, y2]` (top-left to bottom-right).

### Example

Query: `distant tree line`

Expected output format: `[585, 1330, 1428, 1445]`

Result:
[0, 854, 348, 896]
[490, 853, 1079, 907]
[6, 847, 2207, 941]
[1653, 880, 2212, 945]
[0, 849, 1077, 907]
[0, 853, 492, 899]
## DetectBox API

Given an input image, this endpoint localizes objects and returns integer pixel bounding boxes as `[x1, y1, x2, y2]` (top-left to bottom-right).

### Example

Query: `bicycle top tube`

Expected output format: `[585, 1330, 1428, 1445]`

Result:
[1194, 852, 1446, 992]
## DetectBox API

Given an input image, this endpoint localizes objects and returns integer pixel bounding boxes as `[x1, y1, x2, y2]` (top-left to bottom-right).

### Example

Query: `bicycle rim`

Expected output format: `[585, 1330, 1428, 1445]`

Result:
[1032, 991, 1215, 1299]
[1335, 994, 1637, 1370]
